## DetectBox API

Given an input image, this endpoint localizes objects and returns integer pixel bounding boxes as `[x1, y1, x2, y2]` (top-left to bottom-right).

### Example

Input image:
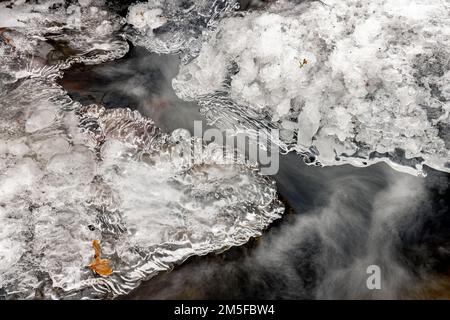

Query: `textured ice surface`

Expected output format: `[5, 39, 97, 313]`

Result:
[0, 0, 283, 299]
[173, 0, 450, 175]
[126, 0, 240, 62]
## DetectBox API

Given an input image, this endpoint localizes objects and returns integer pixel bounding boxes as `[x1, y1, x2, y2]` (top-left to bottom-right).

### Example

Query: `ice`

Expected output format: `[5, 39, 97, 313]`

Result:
[0, 158, 42, 201]
[126, 0, 240, 62]
[0, 0, 129, 72]
[31, 137, 70, 162]
[173, 0, 450, 175]
[0, 96, 283, 298]
[25, 109, 58, 133]
[1, 81, 282, 300]
[0, 1, 283, 299]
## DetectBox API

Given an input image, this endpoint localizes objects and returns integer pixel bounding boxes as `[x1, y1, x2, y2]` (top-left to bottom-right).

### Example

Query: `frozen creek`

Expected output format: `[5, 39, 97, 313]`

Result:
[0, 0, 449, 299]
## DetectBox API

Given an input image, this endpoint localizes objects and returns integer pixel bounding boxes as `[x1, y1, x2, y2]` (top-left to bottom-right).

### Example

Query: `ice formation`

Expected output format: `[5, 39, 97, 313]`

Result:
[173, 0, 450, 175]
[0, 0, 283, 299]
[126, 0, 241, 62]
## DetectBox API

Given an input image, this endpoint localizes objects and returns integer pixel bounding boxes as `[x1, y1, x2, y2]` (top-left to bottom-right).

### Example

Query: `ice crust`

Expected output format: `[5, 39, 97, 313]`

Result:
[172, 0, 450, 175]
[0, 0, 283, 299]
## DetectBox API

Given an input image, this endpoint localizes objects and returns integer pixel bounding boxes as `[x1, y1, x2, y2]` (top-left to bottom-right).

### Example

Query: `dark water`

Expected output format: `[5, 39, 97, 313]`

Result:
[119, 159, 449, 299]
[59, 45, 450, 299]
[59, 45, 204, 134]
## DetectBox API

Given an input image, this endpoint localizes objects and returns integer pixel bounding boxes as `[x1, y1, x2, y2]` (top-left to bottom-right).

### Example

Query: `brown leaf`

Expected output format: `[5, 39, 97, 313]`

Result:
[88, 240, 113, 277]
[92, 239, 102, 258]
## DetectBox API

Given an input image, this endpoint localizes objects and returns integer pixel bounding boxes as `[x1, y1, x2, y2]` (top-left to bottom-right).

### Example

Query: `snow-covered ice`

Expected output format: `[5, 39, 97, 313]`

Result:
[0, 0, 283, 299]
[173, 0, 450, 175]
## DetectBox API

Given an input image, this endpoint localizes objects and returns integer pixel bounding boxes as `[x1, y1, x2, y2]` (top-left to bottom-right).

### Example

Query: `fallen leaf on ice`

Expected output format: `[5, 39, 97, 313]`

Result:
[88, 240, 113, 277]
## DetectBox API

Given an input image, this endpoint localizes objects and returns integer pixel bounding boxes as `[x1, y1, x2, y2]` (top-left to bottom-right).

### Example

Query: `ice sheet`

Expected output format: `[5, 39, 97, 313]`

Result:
[0, 0, 283, 299]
